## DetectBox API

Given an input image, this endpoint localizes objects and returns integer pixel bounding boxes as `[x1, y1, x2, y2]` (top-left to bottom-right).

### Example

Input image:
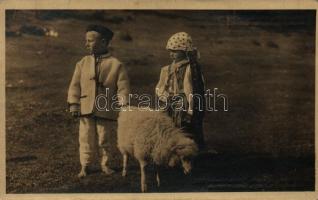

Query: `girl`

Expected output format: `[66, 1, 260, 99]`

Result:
[155, 32, 205, 150]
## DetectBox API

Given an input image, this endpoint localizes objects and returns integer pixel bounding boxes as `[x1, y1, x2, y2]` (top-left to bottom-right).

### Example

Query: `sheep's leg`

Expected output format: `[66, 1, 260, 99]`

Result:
[122, 153, 128, 177]
[155, 165, 160, 187]
[139, 160, 147, 192]
[156, 172, 160, 187]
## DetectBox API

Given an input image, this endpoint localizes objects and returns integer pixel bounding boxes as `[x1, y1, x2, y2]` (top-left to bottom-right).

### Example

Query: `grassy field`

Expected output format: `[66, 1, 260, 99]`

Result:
[5, 10, 315, 193]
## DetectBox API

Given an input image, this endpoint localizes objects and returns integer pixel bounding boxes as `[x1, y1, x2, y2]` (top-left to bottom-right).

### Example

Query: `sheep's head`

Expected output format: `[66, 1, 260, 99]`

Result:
[168, 153, 193, 175]
[168, 138, 199, 174]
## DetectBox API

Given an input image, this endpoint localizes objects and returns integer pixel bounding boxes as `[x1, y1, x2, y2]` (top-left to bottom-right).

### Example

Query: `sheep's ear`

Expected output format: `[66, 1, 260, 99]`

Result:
[171, 145, 185, 153]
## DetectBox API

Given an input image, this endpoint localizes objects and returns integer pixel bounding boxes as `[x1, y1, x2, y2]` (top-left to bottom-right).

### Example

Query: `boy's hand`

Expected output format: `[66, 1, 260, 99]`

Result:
[71, 111, 81, 118]
[69, 104, 80, 118]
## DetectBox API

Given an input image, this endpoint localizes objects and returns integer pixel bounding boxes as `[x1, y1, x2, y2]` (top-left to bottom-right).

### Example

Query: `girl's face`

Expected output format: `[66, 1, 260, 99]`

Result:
[169, 50, 187, 62]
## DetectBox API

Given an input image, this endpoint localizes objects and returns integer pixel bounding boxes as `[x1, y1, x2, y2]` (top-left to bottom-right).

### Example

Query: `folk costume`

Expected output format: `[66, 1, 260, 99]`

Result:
[155, 32, 205, 150]
[67, 25, 130, 173]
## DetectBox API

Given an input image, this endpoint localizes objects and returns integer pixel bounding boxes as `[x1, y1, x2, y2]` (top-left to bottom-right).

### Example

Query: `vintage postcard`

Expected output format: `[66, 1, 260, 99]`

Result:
[0, 0, 317, 200]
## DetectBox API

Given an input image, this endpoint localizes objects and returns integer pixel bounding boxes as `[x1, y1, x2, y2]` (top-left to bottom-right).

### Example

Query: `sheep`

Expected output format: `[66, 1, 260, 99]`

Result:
[117, 106, 199, 192]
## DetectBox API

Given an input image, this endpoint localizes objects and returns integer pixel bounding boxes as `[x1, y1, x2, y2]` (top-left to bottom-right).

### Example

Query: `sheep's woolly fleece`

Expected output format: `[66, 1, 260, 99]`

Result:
[117, 106, 198, 165]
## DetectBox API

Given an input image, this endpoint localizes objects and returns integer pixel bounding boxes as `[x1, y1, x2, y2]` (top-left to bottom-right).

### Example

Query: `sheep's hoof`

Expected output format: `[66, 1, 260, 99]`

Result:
[122, 170, 127, 177]
[77, 170, 87, 178]
[141, 184, 147, 193]
[102, 166, 115, 175]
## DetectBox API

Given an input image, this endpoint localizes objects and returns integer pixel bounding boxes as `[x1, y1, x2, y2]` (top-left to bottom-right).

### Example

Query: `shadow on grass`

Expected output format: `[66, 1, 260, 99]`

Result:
[42, 153, 315, 193]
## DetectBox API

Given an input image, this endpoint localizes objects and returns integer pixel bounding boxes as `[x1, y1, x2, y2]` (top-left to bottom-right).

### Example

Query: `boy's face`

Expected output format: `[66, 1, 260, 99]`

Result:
[169, 50, 187, 62]
[85, 31, 109, 55]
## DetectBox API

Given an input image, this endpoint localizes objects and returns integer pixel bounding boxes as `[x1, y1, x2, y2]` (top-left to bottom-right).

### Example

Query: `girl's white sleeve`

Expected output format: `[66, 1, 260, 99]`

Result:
[155, 68, 166, 97]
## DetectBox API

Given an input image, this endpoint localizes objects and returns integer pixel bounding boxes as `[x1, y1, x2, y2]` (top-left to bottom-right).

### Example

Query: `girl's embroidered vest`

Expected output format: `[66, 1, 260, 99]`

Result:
[166, 62, 189, 104]
[166, 62, 189, 128]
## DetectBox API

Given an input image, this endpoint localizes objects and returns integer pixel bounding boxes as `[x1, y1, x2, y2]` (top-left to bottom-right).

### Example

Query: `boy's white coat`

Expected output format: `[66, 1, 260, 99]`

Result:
[67, 53, 130, 120]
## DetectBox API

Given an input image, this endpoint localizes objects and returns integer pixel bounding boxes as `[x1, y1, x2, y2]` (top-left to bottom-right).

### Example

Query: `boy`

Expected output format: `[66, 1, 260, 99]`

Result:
[67, 25, 130, 178]
[155, 32, 205, 150]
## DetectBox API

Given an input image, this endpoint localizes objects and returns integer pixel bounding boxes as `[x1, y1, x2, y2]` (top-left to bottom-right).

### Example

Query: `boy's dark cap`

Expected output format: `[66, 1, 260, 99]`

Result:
[86, 24, 113, 40]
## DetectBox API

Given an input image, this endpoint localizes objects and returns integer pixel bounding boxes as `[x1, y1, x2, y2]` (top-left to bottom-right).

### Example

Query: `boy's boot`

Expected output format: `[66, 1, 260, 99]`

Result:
[78, 165, 88, 178]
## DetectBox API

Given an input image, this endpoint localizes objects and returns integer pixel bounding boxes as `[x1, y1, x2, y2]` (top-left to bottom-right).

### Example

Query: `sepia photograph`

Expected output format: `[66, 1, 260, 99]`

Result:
[3, 3, 317, 199]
